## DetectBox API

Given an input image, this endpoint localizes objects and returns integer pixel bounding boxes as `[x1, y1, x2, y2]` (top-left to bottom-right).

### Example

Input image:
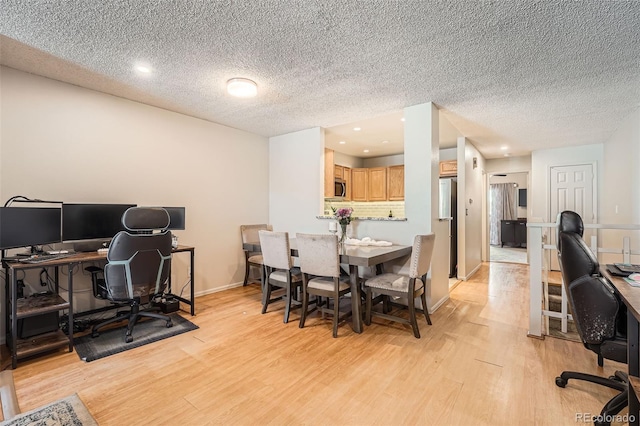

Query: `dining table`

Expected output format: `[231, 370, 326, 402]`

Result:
[243, 238, 412, 333]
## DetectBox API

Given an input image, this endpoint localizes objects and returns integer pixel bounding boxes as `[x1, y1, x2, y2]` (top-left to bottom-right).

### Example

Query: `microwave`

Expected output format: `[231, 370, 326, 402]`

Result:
[334, 179, 346, 198]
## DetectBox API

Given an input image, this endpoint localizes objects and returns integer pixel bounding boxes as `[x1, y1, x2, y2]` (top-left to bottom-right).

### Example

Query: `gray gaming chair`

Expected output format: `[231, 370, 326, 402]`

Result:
[90, 207, 173, 343]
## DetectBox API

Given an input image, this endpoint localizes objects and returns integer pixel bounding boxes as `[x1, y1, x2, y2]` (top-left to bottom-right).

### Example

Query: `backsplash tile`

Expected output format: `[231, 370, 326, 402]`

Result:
[324, 201, 405, 218]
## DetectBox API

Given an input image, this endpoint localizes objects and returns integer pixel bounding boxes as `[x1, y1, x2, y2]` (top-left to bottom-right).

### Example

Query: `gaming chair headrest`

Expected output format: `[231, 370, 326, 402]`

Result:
[556, 210, 584, 254]
[122, 207, 170, 232]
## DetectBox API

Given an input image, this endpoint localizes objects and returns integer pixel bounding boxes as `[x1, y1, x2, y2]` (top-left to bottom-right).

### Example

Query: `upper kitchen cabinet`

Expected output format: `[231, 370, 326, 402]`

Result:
[324, 148, 335, 198]
[439, 160, 457, 177]
[368, 167, 387, 201]
[351, 168, 368, 201]
[387, 165, 404, 201]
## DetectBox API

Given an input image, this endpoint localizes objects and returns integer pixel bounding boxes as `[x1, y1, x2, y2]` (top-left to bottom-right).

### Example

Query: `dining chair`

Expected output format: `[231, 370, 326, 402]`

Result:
[258, 230, 303, 323]
[241, 224, 272, 286]
[296, 233, 352, 338]
[364, 233, 435, 338]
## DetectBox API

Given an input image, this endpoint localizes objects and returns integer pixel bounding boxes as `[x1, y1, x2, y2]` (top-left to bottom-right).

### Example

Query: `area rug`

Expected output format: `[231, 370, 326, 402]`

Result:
[1, 394, 96, 426]
[74, 313, 198, 362]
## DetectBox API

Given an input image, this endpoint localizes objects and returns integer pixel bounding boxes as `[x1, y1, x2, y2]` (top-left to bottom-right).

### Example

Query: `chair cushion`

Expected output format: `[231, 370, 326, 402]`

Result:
[308, 276, 350, 292]
[269, 267, 302, 283]
[248, 254, 263, 264]
[365, 273, 424, 293]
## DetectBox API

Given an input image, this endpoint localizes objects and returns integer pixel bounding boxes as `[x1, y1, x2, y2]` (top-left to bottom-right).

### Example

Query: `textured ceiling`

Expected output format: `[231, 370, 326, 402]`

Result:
[1, 1, 639, 159]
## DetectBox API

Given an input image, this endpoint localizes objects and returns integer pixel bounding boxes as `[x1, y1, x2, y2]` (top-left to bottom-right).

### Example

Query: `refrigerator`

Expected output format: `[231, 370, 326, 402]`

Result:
[439, 178, 458, 278]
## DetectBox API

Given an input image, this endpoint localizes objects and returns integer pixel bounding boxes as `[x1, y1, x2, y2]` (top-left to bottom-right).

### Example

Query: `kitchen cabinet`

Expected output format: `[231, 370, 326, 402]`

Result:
[387, 165, 404, 201]
[368, 167, 387, 201]
[439, 160, 457, 177]
[335, 165, 344, 180]
[351, 168, 368, 201]
[343, 166, 352, 200]
[501, 219, 527, 247]
[324, 148, 335, 198]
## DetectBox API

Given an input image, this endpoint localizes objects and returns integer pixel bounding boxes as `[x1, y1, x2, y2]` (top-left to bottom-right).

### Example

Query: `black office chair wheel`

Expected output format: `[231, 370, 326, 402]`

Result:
[125, 334, 133, 343]
[555, 376, 567, 388]
[91, 331, 100, 338]
[166, 319, 173, 328]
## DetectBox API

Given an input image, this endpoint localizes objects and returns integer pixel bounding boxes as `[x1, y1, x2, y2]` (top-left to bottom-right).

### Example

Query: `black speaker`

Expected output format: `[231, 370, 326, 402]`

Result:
[18, 312, 59, 339]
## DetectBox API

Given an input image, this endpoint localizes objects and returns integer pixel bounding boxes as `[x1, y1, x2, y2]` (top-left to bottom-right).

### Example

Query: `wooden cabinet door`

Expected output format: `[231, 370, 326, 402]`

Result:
[324, 149, 334, 198]
[439, 160, 457, 177]
[368, 167, 387, 201]
[387, 165, 404, 201]
[351, 168, 368, 201]
[343, 167, 352, 201]
[334, 165, 343, 180]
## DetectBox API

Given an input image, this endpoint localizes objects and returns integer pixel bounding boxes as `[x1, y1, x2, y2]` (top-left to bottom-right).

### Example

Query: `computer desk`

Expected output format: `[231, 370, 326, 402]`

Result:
[602, 268, 640, 425]
[2, 245, 195, 369]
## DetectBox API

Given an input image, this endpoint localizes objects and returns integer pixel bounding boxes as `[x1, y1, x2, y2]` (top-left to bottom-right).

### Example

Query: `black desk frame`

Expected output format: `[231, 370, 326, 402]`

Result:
[3, 245, 195, 368]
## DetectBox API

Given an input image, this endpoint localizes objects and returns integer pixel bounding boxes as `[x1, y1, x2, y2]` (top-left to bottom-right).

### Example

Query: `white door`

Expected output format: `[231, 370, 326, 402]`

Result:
[549, 163, 597, 270]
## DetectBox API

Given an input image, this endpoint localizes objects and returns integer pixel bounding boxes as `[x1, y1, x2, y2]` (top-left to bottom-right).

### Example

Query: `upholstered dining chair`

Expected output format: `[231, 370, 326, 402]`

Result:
[296, 233, 352, 338]
[364, 234, 435, 338]
[258, 230, 303, 323]
[241, 224, 272, 286]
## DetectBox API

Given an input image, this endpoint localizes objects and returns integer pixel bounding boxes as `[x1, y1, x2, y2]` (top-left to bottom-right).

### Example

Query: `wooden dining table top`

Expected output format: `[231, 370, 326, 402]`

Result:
[243, 238, 411, 267]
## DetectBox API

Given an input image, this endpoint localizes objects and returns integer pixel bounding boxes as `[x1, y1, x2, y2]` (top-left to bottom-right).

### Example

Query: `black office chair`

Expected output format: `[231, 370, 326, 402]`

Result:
[554, 210, 628, 423]
[89, 207, 173, 343]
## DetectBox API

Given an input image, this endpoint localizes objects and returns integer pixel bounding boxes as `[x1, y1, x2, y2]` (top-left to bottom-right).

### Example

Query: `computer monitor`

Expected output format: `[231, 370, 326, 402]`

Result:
[163, 207, 186, 230]
[62, 203, 136, 242]
[0, 207, 62, 250]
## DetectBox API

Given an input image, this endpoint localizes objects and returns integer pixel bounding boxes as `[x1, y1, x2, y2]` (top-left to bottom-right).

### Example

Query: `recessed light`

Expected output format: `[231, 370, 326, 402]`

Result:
[227, 78, 258, 98]
[400, 118, 405, 122]
[363, 149, 369, 153]
[135, 65, 152, 74]
[353, 127, 361, 131]
[339, 141, 346, 145]
[382, 140, 389, 144]
[500, 146, 508, 150]
[504, 153, 511, 157]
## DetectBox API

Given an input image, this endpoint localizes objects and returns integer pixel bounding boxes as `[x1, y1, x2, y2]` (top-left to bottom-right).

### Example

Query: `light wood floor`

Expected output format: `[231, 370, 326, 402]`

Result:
[6, 262, 629, 425]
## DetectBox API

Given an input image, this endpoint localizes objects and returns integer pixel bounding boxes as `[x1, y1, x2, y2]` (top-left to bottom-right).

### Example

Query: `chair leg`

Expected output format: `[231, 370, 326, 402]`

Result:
[408, 297, 420, 338]
[332, 295, 340, 338]
[299, 290, 309, 329]
[365, 287, 372, 326]
[598, 353, 604, 367]
[243, 259, 250, 286]
[284, 283, 292, 324]
[600, 389, 628, 421]
[421, 291, 432, 325]
[556, 371, 627, 392]
[262, 283, 272, 314]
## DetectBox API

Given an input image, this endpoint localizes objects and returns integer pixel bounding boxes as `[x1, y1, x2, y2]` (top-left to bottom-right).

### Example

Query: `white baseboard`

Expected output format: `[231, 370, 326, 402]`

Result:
[429, 294, 450, 313]
[463, 263, 481, 281]
[194, 281, 244, 297]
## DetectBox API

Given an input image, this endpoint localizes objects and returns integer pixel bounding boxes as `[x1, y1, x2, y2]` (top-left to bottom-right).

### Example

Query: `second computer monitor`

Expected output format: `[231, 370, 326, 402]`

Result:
[62, 203, 136, 242]
[0, 207, 62, 250]
[163, 207, 186, 230]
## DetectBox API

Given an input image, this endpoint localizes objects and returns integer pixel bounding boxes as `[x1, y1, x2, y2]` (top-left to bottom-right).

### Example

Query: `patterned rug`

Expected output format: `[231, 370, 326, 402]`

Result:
[1, 394, 96, 426]
[74, 313, 198, 362]
[490, 245, 527, 264]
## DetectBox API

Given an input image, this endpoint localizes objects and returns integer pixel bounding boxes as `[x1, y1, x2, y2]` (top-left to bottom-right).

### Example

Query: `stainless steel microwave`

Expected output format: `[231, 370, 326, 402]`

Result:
[334, 179, 346, 198]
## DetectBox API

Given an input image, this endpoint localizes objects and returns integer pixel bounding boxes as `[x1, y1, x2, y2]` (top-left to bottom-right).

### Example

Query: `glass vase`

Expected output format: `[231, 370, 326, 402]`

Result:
[339, 223, 348, 245]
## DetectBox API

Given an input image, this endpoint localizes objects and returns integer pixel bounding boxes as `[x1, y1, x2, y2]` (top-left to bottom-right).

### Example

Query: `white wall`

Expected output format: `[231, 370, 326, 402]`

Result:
[457, 137, 485, 279]
[0, 67, 269, 308]
[489, 172, 528, 218]
[334, 151, 364, 169]
[439, 147, 457, 162]
[485, 155, 532, 174]
[362, 154, 404, 167]
[269, 127, 326, 235]
[530, 144, 604, 223]
[268, 102, 450, 311]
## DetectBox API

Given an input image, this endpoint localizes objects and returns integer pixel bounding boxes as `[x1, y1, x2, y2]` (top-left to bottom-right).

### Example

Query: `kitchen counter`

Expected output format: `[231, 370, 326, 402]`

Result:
[317, 215, 407, 222]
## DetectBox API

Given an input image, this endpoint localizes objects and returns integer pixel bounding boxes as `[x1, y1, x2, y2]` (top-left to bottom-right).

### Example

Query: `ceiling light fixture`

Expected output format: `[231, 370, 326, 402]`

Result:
[339, 141, 346, 144]
[500, 146, 508, 150]
[135, 65, 152, 74]
[400, 118, 405, 122]
[504, 153, 511, 157]
[353, 127, 361, 131]
[226, 78, 258, 98]
[363, 149, 369, 153]
[382, 140, 389, 144]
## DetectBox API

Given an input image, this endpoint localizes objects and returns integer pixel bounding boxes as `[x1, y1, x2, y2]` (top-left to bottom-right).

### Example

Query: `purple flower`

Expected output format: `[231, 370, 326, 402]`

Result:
[334, 207, 353, 225]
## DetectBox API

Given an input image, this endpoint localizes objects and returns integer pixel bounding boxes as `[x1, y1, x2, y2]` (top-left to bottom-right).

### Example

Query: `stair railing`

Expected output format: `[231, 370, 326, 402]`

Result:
[528, 222, 640, 338]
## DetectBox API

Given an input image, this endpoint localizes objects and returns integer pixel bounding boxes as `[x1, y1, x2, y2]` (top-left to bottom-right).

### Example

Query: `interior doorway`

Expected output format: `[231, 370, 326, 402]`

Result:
[488, 172, 528, 264]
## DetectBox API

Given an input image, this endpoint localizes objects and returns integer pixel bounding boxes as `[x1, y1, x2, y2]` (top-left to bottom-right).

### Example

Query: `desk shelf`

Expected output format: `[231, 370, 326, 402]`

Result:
[15, 294, 69, 319]
[13, 330, 70, 360]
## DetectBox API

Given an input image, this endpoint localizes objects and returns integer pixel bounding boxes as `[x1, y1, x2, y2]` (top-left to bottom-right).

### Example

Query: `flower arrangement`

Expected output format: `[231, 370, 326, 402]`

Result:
[333, 207, 354, 225]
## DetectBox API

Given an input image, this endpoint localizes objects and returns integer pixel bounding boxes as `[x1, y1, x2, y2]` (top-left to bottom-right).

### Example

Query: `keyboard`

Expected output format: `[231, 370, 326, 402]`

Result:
[615, 263, 640, 274]
[21, 253, 74, 264]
